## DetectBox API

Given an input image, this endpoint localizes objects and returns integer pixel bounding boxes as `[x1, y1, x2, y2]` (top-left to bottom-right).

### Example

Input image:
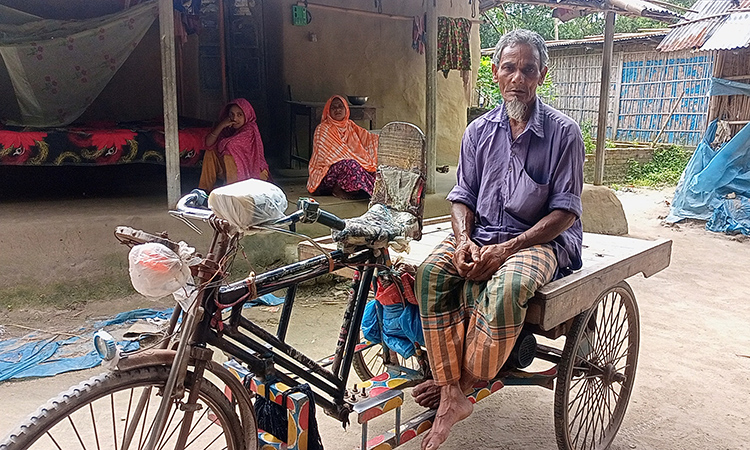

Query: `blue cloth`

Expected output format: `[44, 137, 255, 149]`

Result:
[667, 121, 750, 234]
[707, 198, 750, 235]
[668, 119, 750, 235]
[0, 334, 142, 381]
[447, 98, 585, 276]
[710, 77, 750, 97]
[361, 300, 424, 359]
[0, 294, 286, 382]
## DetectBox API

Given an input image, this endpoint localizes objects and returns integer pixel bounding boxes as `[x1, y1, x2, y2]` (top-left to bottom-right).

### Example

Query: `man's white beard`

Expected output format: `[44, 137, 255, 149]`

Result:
[506, 98, 528, 121]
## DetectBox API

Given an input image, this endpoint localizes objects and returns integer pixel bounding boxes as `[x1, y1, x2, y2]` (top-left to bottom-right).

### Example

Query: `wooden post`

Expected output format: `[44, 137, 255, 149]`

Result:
[159, 0, 181, 207]
[218, 0, 228, 103]
[425, 0, 437, 194]
[594, 10, 615, 186]
[707, 51, 724, 123]
[611, 52, 623, 140]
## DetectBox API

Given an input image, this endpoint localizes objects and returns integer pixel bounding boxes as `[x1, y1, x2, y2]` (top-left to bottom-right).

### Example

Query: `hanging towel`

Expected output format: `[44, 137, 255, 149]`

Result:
[437, 17, 471, 78]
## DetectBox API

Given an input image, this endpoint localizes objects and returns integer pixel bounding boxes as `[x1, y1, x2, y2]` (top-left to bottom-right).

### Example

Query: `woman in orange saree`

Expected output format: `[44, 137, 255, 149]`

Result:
[307, 95, 378, 199]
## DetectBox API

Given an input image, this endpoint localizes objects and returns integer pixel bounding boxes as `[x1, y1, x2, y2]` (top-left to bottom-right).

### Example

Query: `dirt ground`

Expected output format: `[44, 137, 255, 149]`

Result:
[1, 186, 750, 450]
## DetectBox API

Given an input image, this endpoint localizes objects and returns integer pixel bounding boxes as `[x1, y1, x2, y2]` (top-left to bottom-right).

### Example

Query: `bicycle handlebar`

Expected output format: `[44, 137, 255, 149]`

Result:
[273, 198, 346, 231]
[172, 191, 347, 232]
[316, 209, 346, 231]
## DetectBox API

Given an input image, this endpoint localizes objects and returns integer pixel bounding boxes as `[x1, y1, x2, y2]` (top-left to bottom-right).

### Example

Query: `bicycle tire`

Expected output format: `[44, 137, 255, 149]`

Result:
[553, 282, 640, 450]
[0, 366, 247, 450]
[352, 331, 425, 381]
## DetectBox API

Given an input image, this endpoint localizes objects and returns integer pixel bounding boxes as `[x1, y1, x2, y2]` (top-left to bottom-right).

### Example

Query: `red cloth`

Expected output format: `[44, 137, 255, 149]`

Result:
[216, 98, 269, 181]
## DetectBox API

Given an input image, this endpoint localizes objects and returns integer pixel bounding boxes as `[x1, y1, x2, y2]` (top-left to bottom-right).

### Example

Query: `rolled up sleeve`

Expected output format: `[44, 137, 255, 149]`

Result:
[446, 127, 480, 210]
[548, 124, 585, 218]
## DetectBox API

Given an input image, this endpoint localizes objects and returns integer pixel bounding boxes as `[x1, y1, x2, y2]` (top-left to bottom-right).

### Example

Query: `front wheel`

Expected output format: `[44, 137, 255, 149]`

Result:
[0, 366, 248, 450]
[554, 281, 640, 450]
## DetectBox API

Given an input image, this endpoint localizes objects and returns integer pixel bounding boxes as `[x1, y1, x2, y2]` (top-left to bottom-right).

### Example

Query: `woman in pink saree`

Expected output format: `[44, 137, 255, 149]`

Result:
[199, 98, 270, 191]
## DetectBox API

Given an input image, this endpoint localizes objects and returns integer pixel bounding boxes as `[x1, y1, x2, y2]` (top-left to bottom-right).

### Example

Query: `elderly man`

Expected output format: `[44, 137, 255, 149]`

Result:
[412, 29, 584, 450]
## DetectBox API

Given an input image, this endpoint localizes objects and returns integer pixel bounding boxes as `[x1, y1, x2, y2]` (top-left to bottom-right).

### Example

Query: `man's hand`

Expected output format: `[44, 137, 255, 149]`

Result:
[453, 236, 481, 278]
[465, 242, 515, 281]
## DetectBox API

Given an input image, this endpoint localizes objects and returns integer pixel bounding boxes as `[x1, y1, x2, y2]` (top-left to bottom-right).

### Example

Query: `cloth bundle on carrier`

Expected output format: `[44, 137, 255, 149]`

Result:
[362, 262, 424, 358]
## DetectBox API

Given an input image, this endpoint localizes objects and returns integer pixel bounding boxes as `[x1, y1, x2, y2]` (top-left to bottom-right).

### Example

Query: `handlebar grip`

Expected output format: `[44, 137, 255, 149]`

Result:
[317, 210, 347, 231]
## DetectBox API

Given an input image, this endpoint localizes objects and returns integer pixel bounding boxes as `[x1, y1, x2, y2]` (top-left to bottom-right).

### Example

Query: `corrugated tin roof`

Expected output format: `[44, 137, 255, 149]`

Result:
[546, 30, 667, 47]
[701, 11, 750, 50]
[658, 0, 750, 51]
[479, 0, 683, 21]
[479, 30, 666, 55]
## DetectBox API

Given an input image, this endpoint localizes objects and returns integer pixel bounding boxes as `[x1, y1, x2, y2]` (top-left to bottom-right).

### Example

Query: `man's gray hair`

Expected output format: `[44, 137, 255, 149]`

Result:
[491, 29, 549, 70]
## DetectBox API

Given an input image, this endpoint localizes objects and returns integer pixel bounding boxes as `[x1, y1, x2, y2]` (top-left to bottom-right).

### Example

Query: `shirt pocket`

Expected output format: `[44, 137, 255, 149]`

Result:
[505, 168, 549, 224]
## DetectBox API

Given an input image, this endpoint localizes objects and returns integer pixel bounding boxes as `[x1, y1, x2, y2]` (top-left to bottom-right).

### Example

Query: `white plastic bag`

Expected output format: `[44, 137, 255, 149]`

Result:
[128, 243, 192, 298]
[208, 179, 288, 231]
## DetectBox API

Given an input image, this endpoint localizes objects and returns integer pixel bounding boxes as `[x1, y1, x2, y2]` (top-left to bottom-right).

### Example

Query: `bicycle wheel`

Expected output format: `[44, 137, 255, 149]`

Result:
[0, 366, 248, 450]
[352, 331, 426, 381]
[554, 282, 640, 450]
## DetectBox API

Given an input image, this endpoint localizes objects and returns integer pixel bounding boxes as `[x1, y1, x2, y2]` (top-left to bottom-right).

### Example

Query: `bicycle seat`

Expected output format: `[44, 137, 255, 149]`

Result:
[332, 203, 419, 252]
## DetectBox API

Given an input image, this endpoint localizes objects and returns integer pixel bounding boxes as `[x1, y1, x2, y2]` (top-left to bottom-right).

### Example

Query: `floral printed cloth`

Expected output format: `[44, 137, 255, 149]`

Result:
[437, 17, 472, 78]
[0, 124, 209, 166]
[0, 2, 158, 127]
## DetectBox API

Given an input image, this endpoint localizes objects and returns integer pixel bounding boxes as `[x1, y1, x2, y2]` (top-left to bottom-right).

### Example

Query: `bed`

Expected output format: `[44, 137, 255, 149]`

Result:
[0, 121, 212, 167]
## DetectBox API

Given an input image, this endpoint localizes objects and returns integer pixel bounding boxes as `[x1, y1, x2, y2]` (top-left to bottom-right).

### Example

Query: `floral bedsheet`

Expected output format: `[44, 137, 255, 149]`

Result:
[0, 124, 210, 167]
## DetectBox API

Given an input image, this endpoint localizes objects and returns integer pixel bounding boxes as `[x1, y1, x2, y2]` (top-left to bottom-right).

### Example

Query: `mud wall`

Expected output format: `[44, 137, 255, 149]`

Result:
[277, 0, 480, 165]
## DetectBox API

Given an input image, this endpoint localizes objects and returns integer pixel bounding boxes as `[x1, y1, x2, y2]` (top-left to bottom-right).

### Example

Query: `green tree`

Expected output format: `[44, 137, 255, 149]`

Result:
[480, 1, 696, 49]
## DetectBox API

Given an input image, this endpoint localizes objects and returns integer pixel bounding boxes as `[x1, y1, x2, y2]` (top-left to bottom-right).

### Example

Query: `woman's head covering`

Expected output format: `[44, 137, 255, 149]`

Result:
[321, 95, 350, 126]
[216, 98, 269, 181]
[307, 95, 378, 193]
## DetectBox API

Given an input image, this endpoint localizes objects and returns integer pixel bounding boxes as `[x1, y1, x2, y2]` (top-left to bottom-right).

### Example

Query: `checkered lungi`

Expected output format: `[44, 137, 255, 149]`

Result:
[416, 235, 557, 385]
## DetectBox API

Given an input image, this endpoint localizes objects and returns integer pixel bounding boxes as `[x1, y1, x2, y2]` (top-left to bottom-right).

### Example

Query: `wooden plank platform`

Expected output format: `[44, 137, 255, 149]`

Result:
[298, 218, 672, 335]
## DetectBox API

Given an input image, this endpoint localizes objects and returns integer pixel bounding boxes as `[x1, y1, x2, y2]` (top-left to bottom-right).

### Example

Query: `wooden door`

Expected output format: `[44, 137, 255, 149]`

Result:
[225, 0, 268, 131]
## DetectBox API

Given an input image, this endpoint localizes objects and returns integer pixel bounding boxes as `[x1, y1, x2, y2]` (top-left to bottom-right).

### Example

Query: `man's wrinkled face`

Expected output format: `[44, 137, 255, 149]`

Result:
[492, 42, 548, 112]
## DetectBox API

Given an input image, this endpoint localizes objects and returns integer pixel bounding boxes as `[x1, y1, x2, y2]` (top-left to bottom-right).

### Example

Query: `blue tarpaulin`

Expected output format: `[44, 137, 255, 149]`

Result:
[668, 119, 750, 235]
[710, 77, 750, 97]
[0, 292, 285, 382]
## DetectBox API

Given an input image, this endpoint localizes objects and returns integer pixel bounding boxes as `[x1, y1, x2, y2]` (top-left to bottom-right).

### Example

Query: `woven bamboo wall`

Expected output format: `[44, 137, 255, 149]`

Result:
[712, 47, 750, 136]
[547, 47, 618, 138]
[549, 44, 714, 147]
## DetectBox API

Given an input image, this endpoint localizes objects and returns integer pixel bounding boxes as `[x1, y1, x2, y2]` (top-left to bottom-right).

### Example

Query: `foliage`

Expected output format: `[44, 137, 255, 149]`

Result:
[626, 144, 691, 187]
[579, 121, 614, 154]
[476, 55, 556, 108]
[479, 0, 697, 48]
[477, 56, 500, 107]
[581, 121, 596, 154]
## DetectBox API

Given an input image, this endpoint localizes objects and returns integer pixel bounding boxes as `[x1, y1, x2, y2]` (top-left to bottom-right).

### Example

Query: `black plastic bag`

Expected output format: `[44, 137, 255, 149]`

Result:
[252, 383, 324, 450]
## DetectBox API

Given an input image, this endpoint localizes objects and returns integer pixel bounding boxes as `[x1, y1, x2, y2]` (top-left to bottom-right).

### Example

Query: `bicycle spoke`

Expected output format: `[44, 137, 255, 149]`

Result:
[88, 403, 101, 450]
[184, 416, 222, 450]
[45, 432, 64, 450]
[111, 393, 119, 450]
[156, 405, 182, 450]
[67, 416, 89, 450]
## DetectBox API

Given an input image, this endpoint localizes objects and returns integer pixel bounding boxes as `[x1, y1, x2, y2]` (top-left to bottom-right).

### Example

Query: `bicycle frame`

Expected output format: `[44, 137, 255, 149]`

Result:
[126, 210, 394, 449]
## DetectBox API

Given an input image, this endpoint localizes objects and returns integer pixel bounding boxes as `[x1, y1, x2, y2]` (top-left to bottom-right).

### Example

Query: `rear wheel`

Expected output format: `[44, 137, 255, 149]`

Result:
[0, 366, 248, 450]
[554, 282, 640, 450]
[352, 332, 426, 381]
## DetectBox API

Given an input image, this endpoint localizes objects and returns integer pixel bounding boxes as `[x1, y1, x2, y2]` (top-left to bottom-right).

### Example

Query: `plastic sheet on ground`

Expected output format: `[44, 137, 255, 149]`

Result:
[667, 120, 750, 235]
[0, 292, 284, 381]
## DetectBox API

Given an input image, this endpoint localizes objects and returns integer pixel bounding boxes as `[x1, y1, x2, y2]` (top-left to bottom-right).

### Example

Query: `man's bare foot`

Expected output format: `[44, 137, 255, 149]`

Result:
[412, 379, 441, 409]
[421, 384, 473, 450]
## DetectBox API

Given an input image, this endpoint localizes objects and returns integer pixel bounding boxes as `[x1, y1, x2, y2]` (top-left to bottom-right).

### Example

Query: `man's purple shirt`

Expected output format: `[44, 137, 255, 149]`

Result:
[447, 98, 584, 276]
